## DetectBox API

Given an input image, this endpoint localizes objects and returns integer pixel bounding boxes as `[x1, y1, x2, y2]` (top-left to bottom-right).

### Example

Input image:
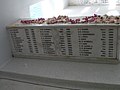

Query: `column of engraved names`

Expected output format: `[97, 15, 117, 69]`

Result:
[59, 29, 66, 55]
[108, 29, 114, 57]
[100, 29, 107, 57]
[78, 28, 94, 56]
[66, 28, 73, 55]
[31, 29, 39, 53]
[40, 29, 55, 55]
[10, 29, 23, 53]
[25, 29, 33, 53]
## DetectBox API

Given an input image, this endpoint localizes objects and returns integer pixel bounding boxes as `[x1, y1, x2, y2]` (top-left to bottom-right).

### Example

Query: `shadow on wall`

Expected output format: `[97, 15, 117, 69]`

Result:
[29, 1, 53, 18]
[29, 0, 68, 18]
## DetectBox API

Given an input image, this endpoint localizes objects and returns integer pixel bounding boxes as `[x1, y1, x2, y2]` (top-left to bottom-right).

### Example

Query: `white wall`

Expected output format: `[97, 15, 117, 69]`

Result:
[29, 0, 69, 18]
[51, 0, 68, 16]
[0, 0, 41, 67]
[61, 5, 120, 17]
